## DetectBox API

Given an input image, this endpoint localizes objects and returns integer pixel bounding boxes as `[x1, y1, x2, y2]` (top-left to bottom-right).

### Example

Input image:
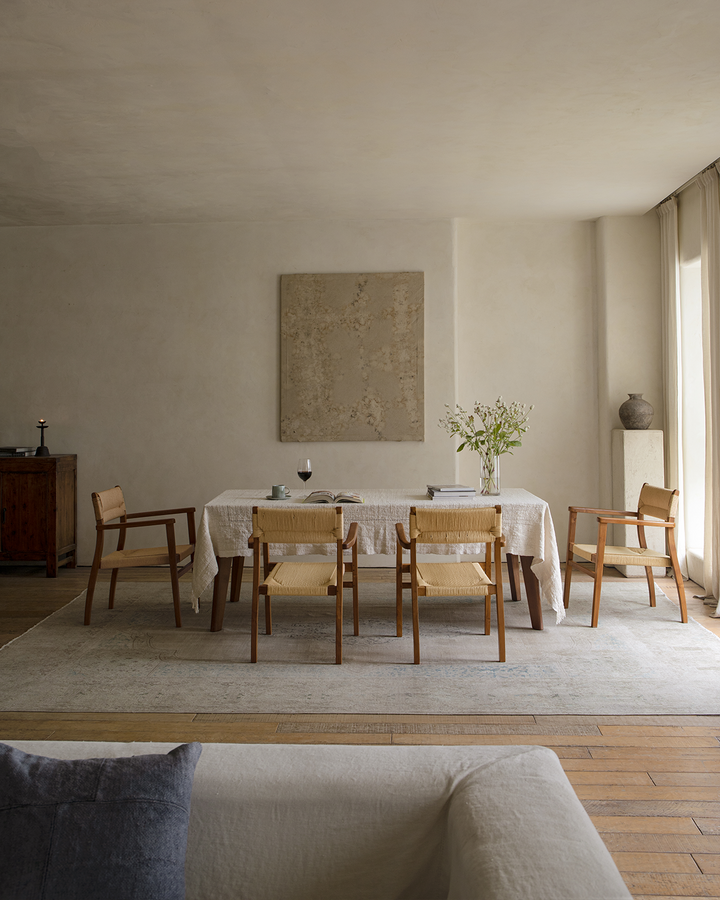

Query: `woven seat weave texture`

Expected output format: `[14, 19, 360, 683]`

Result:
[415, 561, 492, 596]
[100, 544, 193, 569]
[263, 562, 338, 595]
[572, 543, 670, 568]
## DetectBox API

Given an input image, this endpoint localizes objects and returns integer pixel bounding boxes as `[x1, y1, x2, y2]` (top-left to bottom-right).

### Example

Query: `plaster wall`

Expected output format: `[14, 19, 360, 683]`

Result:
[0, 220, 456, 564]
[455, 219, 599, 553]
[595, 214, 663, 510]
[1, 214, 660, 569]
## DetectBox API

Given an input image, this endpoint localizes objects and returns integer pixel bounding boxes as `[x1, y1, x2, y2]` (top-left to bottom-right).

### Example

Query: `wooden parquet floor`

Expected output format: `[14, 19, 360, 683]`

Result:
[1, 563, 719, 898]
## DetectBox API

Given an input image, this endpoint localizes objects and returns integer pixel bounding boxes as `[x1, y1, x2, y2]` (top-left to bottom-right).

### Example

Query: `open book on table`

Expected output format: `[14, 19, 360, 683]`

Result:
[303, 490, 365, 504]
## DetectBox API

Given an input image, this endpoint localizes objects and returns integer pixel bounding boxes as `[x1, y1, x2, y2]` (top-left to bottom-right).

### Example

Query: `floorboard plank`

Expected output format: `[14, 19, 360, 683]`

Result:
[622, 872, 720, 897]
[584, 801, 720, 818]
[575, 787, 720, 802]
[611, 852, 700, 874]
[694, 856, 720, 875]
[590, 817, 701, 835]
[600, 835, 720, 854]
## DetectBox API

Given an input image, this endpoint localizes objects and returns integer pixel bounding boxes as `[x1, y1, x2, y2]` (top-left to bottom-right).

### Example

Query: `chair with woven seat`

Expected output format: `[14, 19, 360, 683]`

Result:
[85, 486, 195, 627]
[395, 505, 505, 664]
[563, 483, 687, 627]
[250, 505, 359, 664]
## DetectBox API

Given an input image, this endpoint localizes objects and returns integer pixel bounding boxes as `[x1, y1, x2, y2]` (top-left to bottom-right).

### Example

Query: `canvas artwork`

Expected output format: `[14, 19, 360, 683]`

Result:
[280, 272, 424, 442]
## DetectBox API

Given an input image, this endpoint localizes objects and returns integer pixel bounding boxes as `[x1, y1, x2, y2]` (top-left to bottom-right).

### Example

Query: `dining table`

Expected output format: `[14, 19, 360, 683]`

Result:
[191, 487, 565, 632]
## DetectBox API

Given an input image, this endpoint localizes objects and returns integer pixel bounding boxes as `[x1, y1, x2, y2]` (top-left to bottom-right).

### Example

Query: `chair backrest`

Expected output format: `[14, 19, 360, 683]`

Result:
[252, 506, 343, 545]
[92, 486, 127, 525]
[637, 484, 679, 521]
[409, 506, 502, 544]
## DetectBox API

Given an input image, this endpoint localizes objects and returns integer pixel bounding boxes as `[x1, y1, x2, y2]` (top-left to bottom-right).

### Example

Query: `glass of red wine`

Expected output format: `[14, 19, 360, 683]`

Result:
[297, 458, 312, 495]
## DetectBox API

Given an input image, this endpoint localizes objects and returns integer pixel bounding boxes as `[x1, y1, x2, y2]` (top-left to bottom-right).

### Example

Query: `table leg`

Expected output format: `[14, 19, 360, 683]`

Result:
[506, 553, 522, 602]
[210, 556, 233, 632]
[520, 555, 544, 631]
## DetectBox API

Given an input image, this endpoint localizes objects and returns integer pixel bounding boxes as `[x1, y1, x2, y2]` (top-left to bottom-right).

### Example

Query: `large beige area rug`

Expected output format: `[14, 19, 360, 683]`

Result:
[1, 581, 718, 715]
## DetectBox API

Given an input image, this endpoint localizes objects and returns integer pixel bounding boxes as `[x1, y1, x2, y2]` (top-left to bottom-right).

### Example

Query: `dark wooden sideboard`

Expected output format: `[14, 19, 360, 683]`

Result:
[0, 455, 77, 577]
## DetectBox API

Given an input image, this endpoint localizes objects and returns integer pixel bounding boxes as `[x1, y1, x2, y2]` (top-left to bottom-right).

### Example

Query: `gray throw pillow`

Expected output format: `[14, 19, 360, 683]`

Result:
[0, 741, 202, 900]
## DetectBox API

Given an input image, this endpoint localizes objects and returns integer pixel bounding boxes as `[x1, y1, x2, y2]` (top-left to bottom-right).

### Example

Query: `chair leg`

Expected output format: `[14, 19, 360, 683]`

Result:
[251, 539, 260, 662]
[84, 563, 101, 625]
[590, 566, 603, 627]
[564, 510, 580, 610]
[668, 532, 688, 623]
[496, 591, 506, 663]
[336, 594, 342, 665]
[251, 591, 259, 663]
[396, 575, 404, 637]
[590, 525, 609, 628]
[352, 580, 359, 636]
[108, 568, 120, 609]
[645, 566, 656, 607]
[169, 562, 182, 628]
[495, 540, 506, 662]
[395, 543, 404, 636]
[484, 595, 491, 635]
[562, 557, 573, 610]
[411, 592, 420, 665]
[675, 575, 688, 623]
[352, 543, 359, 636]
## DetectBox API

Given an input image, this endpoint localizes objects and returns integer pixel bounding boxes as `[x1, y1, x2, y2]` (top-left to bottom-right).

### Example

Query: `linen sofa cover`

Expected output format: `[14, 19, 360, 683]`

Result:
[4, 741, 631, 900]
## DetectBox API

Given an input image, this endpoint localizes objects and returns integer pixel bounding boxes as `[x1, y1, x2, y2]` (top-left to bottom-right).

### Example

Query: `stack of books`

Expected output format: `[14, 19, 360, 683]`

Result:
[426, 484, 476, 499]
[0, 447, 35, 457]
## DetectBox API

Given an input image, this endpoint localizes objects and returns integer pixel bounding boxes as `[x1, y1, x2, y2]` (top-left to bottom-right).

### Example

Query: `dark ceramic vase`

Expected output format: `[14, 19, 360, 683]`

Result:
[619, 393, 654, 430]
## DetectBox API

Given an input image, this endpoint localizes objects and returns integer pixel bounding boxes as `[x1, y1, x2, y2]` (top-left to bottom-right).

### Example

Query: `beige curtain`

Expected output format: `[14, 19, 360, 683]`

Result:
[698, 165, 720, 613]
[657, 197, 686, 573]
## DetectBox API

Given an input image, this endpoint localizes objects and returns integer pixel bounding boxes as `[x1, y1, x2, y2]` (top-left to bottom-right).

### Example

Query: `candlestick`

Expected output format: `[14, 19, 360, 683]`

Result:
[35, 419, 50, 457]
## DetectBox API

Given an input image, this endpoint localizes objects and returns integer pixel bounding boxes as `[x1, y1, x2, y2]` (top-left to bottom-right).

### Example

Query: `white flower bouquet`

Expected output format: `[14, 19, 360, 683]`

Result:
[439, 397, 533, 494]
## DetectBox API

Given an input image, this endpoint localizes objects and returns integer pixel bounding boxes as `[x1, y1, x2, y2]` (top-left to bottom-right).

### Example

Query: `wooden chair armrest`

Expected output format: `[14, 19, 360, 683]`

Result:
[99, 518, 176, 530]
[126, 507, 195, 518]
[343, 522, 359, 549]
[395, 522, 411, 549]
[598, 516, 673, 527]
[569, 506, 638, 517]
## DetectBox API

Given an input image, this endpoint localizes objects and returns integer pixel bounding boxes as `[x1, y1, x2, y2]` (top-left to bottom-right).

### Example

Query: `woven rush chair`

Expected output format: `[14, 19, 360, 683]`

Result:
[250, 505, 359, 664]
[563, 483, 687, 627]
[395, 505, 505, 664]
[84, 486, 195, 627]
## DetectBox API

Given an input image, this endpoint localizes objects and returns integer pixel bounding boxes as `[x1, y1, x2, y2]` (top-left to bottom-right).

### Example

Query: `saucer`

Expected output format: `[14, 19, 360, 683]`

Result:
[265, 493, 291, 500]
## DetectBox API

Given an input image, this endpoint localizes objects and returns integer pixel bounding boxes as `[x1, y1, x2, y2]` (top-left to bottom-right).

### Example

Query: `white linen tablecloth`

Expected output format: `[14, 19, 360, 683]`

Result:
[192, 488, 564, 623]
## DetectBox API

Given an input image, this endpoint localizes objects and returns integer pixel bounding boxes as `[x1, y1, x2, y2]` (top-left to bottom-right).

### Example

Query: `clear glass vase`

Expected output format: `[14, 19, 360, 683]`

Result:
[479, 453, 500, 495]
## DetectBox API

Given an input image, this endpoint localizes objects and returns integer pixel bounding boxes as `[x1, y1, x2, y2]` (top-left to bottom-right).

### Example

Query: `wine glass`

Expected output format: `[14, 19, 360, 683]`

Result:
[297, 458, 312, 495]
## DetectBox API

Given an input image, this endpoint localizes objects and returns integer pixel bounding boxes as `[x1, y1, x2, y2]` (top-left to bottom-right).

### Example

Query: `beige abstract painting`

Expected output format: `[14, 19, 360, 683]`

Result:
[280, 272, 424, 441]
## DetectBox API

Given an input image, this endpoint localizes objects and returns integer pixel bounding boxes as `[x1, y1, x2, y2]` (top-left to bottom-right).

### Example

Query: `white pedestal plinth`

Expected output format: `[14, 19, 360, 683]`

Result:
[611, 429, 665, 576]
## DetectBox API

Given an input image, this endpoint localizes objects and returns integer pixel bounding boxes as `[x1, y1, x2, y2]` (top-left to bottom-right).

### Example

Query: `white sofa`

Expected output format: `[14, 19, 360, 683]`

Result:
[6, 741, 631, 900]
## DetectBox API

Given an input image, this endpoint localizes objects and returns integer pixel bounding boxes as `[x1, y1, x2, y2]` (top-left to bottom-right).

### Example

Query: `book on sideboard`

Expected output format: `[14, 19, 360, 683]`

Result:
[303, 490, 365, 504]
[0, 447, 35, 457]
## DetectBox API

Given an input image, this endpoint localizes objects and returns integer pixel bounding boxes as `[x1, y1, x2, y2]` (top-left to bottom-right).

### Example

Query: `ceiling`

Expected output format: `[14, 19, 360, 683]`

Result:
[2, 0, 720, 226]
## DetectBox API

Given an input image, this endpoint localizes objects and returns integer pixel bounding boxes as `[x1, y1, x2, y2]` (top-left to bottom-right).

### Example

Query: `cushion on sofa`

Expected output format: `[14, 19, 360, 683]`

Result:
[0, 741, 202, 900]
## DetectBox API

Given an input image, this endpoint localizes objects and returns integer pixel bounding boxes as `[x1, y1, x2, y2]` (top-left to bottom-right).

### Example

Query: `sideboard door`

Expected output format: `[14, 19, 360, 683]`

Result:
[0, 455, 77, 577]
[0, 470, 49, 557]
